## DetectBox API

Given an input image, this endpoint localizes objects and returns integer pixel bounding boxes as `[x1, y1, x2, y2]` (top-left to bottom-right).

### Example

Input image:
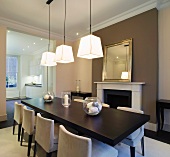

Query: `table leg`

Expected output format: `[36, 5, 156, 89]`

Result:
[161, 108, 164, 130]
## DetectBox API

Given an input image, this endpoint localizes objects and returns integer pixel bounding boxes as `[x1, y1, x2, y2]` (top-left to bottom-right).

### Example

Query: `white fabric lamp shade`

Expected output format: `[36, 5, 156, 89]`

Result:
[55, 45, 74, 63]
[40, 52, 57, 66]
[121, 72, 128, 79]
[77, 34, 103, 59]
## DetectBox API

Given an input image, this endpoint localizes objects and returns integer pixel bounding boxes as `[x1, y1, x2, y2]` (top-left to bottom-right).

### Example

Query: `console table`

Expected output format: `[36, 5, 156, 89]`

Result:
[71, 91, 92, 100]
[156, 99, 170, 132]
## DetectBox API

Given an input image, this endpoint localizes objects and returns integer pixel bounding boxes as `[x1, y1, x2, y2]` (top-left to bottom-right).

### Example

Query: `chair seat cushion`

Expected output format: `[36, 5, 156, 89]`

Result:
[92, 138, 118, 157]
[127, 128, 140, 140]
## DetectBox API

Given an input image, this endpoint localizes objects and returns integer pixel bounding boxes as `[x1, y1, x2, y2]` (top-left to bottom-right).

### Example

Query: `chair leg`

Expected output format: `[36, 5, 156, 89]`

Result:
[18, 124, 22, 141]
[20, 128, 24, 146]
[46, 152, 52, 157]
[33, 141, 37, 157]
[130, 146, 135, 157]
[141, 137, 145, 156]
[28, 134, 33, 156]
[13, 120, 16, 135]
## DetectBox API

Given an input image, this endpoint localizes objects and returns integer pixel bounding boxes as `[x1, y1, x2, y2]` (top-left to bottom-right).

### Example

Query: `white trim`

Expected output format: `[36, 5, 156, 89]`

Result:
[90, 0, 158, 33]
[145, 122, 157, 132]
[0, 16, 74, 41]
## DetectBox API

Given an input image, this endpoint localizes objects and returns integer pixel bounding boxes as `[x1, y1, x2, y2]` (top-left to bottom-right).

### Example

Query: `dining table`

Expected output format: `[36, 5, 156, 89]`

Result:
[21, 97, 150, 146]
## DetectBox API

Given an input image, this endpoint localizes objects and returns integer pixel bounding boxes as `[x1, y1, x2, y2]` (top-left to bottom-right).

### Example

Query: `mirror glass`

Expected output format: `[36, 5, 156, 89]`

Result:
[102, 39, 132, 82]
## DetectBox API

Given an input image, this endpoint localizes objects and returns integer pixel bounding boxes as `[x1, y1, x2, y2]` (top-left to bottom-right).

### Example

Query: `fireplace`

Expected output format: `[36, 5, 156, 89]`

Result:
[104, 89, 132, 108]
[95, 82, 145, 110]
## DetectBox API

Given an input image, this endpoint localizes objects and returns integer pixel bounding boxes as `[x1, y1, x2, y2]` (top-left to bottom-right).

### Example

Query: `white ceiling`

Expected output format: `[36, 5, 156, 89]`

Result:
[7, 30, 52, 55]
[2, 0, 170, 55]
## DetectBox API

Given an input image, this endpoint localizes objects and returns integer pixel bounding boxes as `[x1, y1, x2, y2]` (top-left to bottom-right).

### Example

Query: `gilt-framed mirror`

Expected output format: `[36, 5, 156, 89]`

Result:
[102, 38, 132, 82]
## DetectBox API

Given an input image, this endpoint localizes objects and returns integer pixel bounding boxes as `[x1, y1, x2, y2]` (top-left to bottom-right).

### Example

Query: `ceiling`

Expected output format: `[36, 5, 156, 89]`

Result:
[2, 0, 169, 55]
[7, 30, 53, 55]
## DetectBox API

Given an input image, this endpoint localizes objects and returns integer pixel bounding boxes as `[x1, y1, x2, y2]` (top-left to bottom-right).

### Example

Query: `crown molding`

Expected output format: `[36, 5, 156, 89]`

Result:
[0, 16, 74, 41]
[90, 0, 158, 33]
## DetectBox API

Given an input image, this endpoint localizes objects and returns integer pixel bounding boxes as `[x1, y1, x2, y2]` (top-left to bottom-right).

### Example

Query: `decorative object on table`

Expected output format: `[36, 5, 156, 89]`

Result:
[40, 1, 57, 102]
[75, 80, 81, 93]
[83, 97, 102, 115]
[77, 0, 103, 59]
[61, 92, 71, 107]
[55, 0, 74, 63]
[43, 91, 54, 102]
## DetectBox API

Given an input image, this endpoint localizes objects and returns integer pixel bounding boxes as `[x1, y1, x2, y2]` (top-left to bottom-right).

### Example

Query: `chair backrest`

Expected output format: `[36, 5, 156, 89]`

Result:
[22, 106, 35, 135]
[57, 125, 92, 157]
[74, 99, 84, 103]
[117, 107, 144, 114]
[102, 103, 110, 108]
[35, 113, 54, 153]
[14, 102, 23, 124]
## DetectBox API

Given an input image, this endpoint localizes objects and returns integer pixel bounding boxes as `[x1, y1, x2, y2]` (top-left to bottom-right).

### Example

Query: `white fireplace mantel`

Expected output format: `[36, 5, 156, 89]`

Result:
[94, 82, 145, 110]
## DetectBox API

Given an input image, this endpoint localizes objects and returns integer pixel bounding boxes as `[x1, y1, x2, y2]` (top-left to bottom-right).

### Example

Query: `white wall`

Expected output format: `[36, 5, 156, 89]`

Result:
[159, 5, 170, 129]
[19, 55, 32, 97]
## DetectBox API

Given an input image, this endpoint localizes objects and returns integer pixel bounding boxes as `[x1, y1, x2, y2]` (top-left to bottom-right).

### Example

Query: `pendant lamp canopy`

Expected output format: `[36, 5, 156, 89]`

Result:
[77, 0, 103, 59]
[55, 0, 74, 63]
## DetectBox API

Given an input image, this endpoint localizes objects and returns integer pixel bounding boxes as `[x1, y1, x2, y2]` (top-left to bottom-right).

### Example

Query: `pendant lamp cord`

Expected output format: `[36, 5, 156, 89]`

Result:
[48, 4, 51, 51]
[64, 0, 66, 45]
[47, 4, 51, 92]
[90, 0, 91, 34]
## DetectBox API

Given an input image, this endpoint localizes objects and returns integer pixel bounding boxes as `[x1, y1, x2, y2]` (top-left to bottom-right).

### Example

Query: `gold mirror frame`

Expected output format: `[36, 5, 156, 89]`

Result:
[102, 38, 132, 82]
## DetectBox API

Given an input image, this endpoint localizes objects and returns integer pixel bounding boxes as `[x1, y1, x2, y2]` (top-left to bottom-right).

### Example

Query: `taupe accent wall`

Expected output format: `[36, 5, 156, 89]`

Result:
[92, 9, 158, 123]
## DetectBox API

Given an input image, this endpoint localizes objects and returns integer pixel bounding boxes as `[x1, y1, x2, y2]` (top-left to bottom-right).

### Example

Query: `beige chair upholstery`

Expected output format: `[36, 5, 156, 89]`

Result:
[13, 102, 23, 141]
[34, 113, 59, 157]
[117, 107, 144, 157]
[20, 106, 36, 156]
[102, 103, 110, 108]
[57, 125, 118, 157]
[74, 99, 84, 103]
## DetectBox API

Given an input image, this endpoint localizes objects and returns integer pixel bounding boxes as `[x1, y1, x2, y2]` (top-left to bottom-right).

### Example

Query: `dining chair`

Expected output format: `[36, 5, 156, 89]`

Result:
[117, 107, 144, 157]
[57, 125, 118, 157]
[20, 106, 36, 156]
[74, 99, 110, 108]
[33, 113, 59, 157]
[13, 102, 23, 141]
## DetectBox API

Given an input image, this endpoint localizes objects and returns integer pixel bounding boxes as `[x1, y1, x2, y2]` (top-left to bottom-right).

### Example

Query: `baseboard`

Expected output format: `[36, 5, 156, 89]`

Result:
[0, 114, 7, 122]
[145, 122, 157, 132]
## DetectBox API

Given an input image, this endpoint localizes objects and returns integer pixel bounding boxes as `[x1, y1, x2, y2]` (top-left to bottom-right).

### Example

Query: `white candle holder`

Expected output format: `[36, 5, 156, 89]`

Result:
[61, 92, 71, 107]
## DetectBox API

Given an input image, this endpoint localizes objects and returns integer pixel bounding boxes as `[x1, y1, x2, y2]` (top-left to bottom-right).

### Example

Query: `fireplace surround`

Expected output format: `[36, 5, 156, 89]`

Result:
[95, 82, 145, 110]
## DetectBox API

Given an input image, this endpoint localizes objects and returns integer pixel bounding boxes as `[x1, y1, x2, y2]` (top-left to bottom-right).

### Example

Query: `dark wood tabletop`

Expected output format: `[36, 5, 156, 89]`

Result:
[21, 97, 150, 146]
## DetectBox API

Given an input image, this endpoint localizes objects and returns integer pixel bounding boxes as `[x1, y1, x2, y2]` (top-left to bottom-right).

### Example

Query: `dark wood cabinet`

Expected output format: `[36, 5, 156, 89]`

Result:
[71, 91, 92, 100]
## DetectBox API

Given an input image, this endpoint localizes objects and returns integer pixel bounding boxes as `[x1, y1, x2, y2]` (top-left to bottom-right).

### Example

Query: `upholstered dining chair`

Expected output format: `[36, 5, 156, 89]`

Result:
[117, 107, 144, 157]
[20, 106, 36, 156]
[13, 102, 23, 141]
[33, 113, 59, 157]
[74, 99, 110, 108]
[57, 125, 118, 157]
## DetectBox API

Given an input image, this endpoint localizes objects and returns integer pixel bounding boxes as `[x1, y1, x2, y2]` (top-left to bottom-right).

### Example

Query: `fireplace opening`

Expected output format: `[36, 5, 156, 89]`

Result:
[104, 89, 132, 109]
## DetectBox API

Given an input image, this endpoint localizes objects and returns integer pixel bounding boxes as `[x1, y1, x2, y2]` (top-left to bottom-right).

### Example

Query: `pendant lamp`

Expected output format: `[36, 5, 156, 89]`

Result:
[40, 2, 56, 102]
[40, 3, 57, 67]
[55, 0, 74, 63]
[77, 0, 103, 59]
